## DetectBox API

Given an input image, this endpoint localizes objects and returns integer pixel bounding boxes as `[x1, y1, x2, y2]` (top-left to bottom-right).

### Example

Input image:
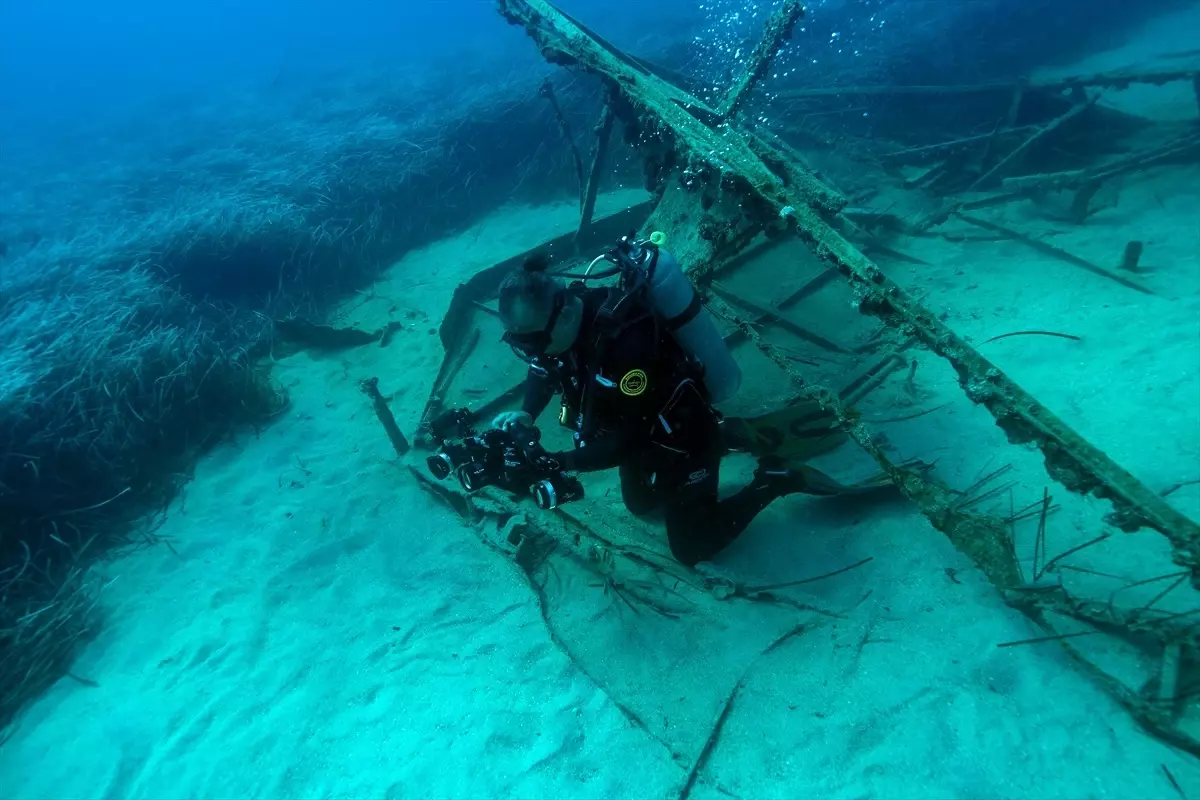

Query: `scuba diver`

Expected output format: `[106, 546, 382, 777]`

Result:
[491, 234, 848, 567]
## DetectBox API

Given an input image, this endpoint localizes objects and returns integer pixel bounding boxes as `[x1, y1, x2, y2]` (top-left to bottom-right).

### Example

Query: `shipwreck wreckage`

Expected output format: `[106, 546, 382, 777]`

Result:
[313, 0, 1200, 781]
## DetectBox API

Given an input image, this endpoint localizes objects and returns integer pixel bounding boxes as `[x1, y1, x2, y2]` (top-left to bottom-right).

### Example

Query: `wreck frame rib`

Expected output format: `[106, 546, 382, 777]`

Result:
[717, 0, 806, 119]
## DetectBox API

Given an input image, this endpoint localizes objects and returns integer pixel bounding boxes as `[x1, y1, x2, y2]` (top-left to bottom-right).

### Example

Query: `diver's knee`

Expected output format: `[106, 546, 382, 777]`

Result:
[664, 507, 708, 567]
[620, 467, 660, 516]
[666, 534, 705, 568]
[624, 494, 662, 520]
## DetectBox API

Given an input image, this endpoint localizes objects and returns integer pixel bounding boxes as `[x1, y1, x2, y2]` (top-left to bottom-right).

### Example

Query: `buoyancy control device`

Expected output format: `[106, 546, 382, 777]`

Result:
[578, 232, 742, 404]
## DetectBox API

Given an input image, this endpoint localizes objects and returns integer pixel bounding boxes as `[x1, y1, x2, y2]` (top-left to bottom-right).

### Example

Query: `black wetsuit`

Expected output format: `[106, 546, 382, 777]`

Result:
[520, 287, 782, 566]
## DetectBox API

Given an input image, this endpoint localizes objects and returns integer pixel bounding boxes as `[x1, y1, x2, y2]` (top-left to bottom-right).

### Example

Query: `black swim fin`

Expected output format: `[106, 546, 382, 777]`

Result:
[752, 453, 933, 498]
[721, 399, 846, 462]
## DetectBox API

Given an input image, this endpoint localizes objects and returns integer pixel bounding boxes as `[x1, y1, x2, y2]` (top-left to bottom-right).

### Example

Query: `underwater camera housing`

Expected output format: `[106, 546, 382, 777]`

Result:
[425, 408, 584, 511]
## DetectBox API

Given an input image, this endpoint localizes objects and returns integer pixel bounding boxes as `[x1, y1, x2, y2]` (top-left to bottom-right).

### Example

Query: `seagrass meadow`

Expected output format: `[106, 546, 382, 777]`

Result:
[0, 38, 621, 732]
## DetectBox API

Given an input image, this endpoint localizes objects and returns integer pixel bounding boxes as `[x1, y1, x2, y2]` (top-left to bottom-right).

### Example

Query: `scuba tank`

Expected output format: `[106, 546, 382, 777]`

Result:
[581, 233, 742, 404]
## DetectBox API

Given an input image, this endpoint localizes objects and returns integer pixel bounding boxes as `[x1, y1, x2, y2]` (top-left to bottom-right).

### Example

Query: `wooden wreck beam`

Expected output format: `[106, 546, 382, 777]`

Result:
[577, 103, 616, 238]
[1000, 132, 1200, 194]
[959, 131, 1200, 212]
[953, 212, 1154, 295]
[777, 266, 838, 310]
[784, 199, 1200, 563]
[882, 124, 1042, 162]
[495, 0, 1200, 586]
[539, 79, 585, 209]
[965, 94, 1097, 191]
[777, 64, 1200, 101]
[718, 0, 806, 120]
[711, 282, 851, 354]
[496, 0, 845, 217]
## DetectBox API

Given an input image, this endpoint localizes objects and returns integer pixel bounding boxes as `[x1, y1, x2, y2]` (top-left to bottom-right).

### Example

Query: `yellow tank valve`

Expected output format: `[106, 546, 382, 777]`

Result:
[649, 231, 667, 246]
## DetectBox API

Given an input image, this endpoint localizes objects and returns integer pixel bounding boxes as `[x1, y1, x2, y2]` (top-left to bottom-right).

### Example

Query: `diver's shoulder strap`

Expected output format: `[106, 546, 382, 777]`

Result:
[574, 287, 657, 443]
[590, 286, 654, 351]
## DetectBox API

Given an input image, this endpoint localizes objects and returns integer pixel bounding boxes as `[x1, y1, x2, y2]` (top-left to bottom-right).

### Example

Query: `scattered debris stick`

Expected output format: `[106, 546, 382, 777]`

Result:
[981, 330, 1082, 345]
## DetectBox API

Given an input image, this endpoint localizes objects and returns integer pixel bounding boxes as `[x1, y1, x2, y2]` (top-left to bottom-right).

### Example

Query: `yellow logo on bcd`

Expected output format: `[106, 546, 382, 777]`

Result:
[619, 369, 648, 396]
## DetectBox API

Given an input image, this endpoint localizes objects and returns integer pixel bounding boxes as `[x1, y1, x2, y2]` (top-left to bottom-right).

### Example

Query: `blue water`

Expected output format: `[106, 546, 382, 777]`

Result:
[4, 0, 1187, 134]
[2, 0, 1198, 797]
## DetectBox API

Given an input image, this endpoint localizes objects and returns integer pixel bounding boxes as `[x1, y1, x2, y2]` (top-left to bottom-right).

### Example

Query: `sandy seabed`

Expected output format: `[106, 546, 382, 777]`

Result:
[3, 60, 1200, 800]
